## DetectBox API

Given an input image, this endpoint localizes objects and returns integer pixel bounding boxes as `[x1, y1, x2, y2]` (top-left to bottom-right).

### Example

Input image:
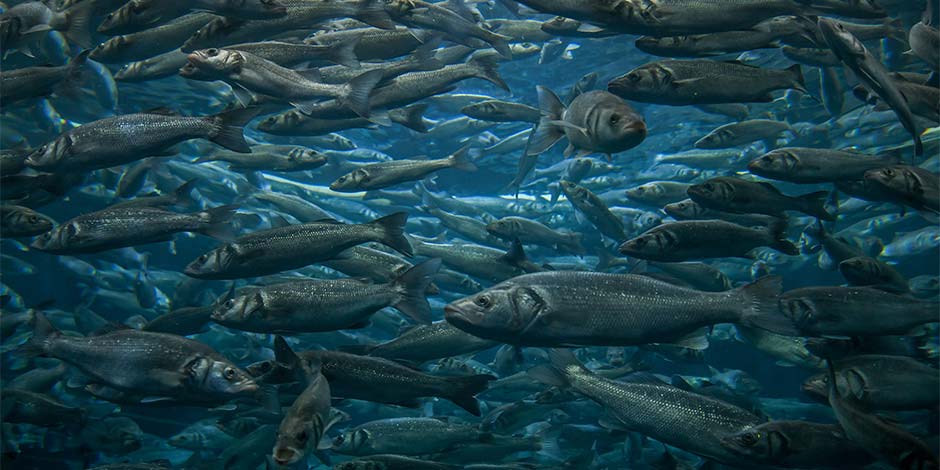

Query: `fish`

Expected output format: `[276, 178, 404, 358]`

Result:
[694, 119, 792, 149]
[445, 272, 795, 347]
[332, 417, 493, 456]
[0, 49, 89, 105]
[559, 181, 626, 241]
[720, 420, 873, 468]
[90, 13, 216, 64]
[342, 320, 498, 363]
[0, 204, 55, 237]
[461, 100, 541, 123]
[330, 146, 477, 192]
[527, 349, 765, 465]
[485, 216, 584, 254]
[619, 219, 799, 261]
[184, 212, 412, 279]
[26, 107, 258, 172]
[182, 48, 384, 117]
[31, 204, 237, 254]
[688, 176, 835, 220]
[211, 258, 440, 331]
[194, 144, 327, 172]
[748, 147, 900, 183]
[527, 87, 646, 159]
[271, 340, 334, 466]
[817, 17, 924, 157]
[864, 165, 939, 215]
[608, 59, 807, 105]
[19, 312, 259, 405]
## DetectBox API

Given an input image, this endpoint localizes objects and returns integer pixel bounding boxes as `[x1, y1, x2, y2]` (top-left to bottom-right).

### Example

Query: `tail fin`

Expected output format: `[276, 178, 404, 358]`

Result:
[326, 37, 361, 69]
[444, 373, 496, 416]
[526, 348, 588, 388]
[767, 218, 799, 255]
[526, 87, 566, 156]
[468, 52, 510, 92]
[484, 31, 513, 59]
[66, 49, 91, 78]
[207, 107, 259, 153]
[17, 312, 60, 358]
[391, 258, 442, 324]
[341, 69, 383, 118]
[196, 204, 239, 240]
[63, 0, 94, 49]
[171, 178, 199, 206]
[391, 104, 431, 133]
[885, 18, 909, 44]
[735, 276, 798, 335]
[786, 64, 808, 94]
[447, 145, 478, 172]
[798, 190, 835, 221]
[354, 0, 396, 29]
[369, 212, 413, 257]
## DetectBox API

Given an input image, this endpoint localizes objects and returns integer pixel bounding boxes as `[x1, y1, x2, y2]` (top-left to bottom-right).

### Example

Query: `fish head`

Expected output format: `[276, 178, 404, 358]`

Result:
[618, 228, 676, 259]
[591, 100, 647, 152]
[273, 412, 319, 466]
[605, 347, 626, 366]
[7, 207, 54, 234]
[633, 212, 663, 232]
[257, 111, 300, 132]
[186, 48, 243, 77]
[445, 284, 546, 337]
[25, 135, 72, 171]
[558, 180, 585, 201]
[330, 168, 369, 191]
[837, 256, 880, 282]
[687, 178, 734, 206]
[863, 166, 909, 193]
[182, 17, 241, 52]
[90, 35, 127, 61]
[96, 0, 137, 33]
[693, 128, 731, 149]
[663, 199, 699, 219]
[332, 428, 372, 454]
[30, 221, 79, 252]
[484, 218, 519, 238]
[190, 356, 259, 397]
[625, 182, 663, 202]
[607, 63, 669, 99]
[541, 16, 580, 33]
[212, 292, 264, 324]
[510, 42, 541, 57]
[800, 374, 828, 402]
[184, 244, 236, 278]
[747, 150, 798, 177]
[816, 18, 866, 59]
[115, 61, 145, 81]
[287, 147, 327, 167]
[719, 425, 788, 462]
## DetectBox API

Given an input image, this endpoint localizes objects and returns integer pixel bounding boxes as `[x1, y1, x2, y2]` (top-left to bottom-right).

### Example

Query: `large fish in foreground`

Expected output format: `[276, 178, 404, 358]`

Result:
[526, 87, 646, 159]
[445, 272, 796, 347]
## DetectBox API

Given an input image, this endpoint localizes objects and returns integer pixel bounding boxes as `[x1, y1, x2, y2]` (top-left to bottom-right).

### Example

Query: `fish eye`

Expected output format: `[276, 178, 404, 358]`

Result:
[198, 254, 208, 262]
[295, 431, 308, 442]
[28, 216, 38, 223]
[741, 432, 761, 446]
[225, 299, 235, 308]
[207, 48, 219, 57]
[334, 434, 345, 444]
[704, 183, 714, 190]
[223, 367, 237, 380]
[635, 238, 646, 247]
[883, 168, 894, 176]
[475, 296, 491, 308]
[628, 73, 640, 82]
[609, 114, 620, 124]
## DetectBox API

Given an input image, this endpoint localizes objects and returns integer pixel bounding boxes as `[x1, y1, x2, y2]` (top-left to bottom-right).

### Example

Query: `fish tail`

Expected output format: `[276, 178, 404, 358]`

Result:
[206, 107, 259, 153]
[444, 373, 496, 416]
[486, 31, 514, 59]
[63, 0, 95, 49]
[767, 218, 800, 255]
[171, 179, 199, 206]
[527, 348, 589, 388]
[391, 258, 441, 324]
[798, 190, 836, 221]
[326, 37, 361, 69]
[468, 52, 510, 92]
[196, 204, 239, 241]
[369, 211, 413, 257]
[341, 69, 383, 118]
[353, 0, 396, 30]
[735, 276, 799, 336]
[526, 86, 566, 156]
[66, 49, 91, 79]
[393, 103, 430, 133]
[17, 312, 60, 358]
[447, 145, 478, 172]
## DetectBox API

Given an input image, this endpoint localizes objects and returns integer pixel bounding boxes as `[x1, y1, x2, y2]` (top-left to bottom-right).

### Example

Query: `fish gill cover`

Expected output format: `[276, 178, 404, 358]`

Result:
[0, 0, 939, 468]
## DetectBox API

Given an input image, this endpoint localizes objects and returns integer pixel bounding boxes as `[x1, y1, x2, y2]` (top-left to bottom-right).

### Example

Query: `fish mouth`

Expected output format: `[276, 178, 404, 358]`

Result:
[273, 446, 300, 466]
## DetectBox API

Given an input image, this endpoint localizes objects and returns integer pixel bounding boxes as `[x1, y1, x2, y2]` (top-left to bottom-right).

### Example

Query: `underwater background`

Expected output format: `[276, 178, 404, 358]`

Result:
[1, 0, 939, 468]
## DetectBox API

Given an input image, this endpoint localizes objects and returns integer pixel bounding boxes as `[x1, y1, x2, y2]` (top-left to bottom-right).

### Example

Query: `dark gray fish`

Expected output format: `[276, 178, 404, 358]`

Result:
[0, 50, 89, 105]
[608, 59, 807, 105]
[26, 108, 257, 172]
[330, 146, 477, 192]
[688, 176, 834, 220]
[780, 286, 937, 337]
[748, 147, 899, 183]
[343, 320, 498, 363]
[0, 204, 55, 237]
[445, 272, 795, 347]
[560, 181, 626, 241]
[720, 420, 873, 468]
[619, 219, 799, 261]
[184, 212, 412, 279]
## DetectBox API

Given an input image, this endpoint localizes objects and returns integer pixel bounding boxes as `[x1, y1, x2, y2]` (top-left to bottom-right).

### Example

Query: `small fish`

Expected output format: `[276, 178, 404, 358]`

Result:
[330, 146, 476, 192]
[0, 204, 54, 237]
